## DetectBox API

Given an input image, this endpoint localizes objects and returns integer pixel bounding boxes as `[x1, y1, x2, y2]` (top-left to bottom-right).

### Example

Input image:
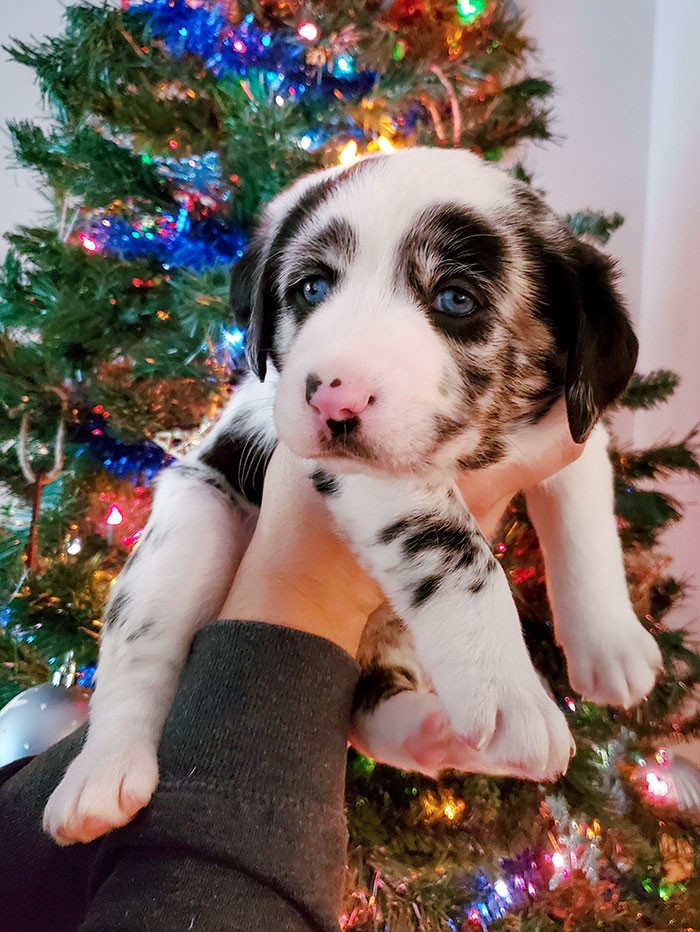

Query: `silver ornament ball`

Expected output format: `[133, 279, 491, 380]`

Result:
[0, 662, 91, 768]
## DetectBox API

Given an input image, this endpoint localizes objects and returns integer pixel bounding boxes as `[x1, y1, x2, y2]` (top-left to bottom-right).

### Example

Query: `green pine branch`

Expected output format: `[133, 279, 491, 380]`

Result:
[565, 210, 624, 244]
[617, 431, 700, 482]
[8, 121, 173, 210]
[619, 370, 680, 410]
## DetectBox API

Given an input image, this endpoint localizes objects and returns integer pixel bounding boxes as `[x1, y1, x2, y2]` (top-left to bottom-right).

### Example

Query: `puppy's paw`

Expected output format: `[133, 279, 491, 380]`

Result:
[562, 616, 662, 709]
[442, 676, 575, 782]
[351, 690, 452, 777]
[484, 683, 575, 781]
[43, 740, 158, 846]
[351, 683, 573, 782]
[351, 689, 488, 778]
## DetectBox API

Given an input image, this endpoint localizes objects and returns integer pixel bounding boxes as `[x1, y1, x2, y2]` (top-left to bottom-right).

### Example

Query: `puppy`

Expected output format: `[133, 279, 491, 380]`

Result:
[44, 148, 662, 844]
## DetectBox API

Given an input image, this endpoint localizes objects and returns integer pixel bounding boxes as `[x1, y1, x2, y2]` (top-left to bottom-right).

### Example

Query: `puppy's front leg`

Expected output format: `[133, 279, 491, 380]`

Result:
[525, 424, 662, 708]
[42, 374, 279, 845]
[320, 469, 574, 781]
[42, 467, 254, 845]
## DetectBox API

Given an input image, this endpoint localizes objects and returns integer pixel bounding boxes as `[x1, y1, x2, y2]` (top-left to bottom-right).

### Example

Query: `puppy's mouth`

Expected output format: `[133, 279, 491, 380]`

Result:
[316, 427, 377, 463]
[313, 426, 436, 479]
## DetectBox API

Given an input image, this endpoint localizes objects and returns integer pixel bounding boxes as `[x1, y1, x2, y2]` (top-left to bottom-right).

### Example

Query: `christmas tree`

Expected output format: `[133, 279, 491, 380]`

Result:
[1, 2, 699, 929]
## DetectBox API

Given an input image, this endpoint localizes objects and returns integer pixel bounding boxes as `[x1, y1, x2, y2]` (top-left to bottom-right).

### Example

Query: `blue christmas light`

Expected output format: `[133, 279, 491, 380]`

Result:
[450, 849, 553, 928]
[224, 327, 245, 346]
[175, 207, 190, 233]
[334, 55, 355, 76]
[76, 665, 97, 689]
[156, 151, 227, 201]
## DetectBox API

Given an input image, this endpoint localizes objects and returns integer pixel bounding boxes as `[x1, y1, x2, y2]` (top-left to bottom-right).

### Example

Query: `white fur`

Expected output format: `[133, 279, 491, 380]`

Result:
[525, 424, 662, 708]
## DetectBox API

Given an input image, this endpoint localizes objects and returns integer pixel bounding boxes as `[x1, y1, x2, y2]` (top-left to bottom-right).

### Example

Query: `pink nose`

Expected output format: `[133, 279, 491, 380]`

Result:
[305, 375, 373, 425]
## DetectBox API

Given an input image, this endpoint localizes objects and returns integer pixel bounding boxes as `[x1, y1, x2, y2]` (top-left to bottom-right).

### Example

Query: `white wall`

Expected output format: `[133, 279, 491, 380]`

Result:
[518, 0, 656, 322]
[523, 0, 699, 632]
[0, 2, 67, 252]
[635, 2, 700, 632]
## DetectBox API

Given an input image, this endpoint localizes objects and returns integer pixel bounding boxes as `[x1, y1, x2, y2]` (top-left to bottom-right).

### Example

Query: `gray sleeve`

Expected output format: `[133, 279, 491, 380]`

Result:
[0, 620, 360, 932]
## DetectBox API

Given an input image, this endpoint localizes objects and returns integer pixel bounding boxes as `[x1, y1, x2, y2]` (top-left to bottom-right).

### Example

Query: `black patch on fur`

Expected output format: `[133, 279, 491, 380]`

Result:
[521, 225, 637, 442]
[229, 239, 265, 331]
[290, 219, 357, 276]
[396, 204, 505, 342]
[199, 429, 275, 507]
[305, 373, 321, 404]
[103, 591, 129, 630]
[243, 176, 343, 378]
[457, 544, 478, 569]
[458, 434, 506, 470]
[564, 241, 638, 441]
[461, 365, 492, 394]
[126, 621, 154, 643]
[353, 663, 417, 713]
[413, 575, 442, 606]
[468, 576, 486, 594]
[201, 472, 237, 497]
[311, 469, 340, 496]
[174, 462, 235, 501]
[377, 518, 413, 545]
[402, 520, 470, 559]
[236, 154, 387, 379]
[433, 414, 466, 443]
[514, 185, 548, 221]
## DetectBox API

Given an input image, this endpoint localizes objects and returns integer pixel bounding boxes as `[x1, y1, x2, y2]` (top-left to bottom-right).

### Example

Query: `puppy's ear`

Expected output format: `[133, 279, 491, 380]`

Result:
[565, 240, 638, 443]
[229, 236, 273, 381]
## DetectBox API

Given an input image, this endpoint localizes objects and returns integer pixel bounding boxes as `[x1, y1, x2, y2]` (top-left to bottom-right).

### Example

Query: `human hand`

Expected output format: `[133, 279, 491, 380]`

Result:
[219, 443, 384, 657]
[457, 401, 584, 538]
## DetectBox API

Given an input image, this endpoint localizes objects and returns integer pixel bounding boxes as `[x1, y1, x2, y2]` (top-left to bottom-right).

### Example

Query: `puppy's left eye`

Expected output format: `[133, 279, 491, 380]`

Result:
[432, 287, 478, 317]
[300, 275, 331, 305]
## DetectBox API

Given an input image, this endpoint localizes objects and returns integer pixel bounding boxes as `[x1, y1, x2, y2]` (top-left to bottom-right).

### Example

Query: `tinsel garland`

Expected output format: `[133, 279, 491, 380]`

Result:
[134, 0, 378, 101]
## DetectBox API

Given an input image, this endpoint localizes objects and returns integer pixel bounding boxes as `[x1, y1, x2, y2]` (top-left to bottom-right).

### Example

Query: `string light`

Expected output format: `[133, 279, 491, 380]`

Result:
[334, 55, 354, 75]
[457, 0, 487, 25]
[106, 504, 124, 526]
[224, 327, 245, 346]
[297, 21, 319, 41]
[339, 139, 360, 166]
[646, 772, 671, 799]
[80, 233, 98, 252]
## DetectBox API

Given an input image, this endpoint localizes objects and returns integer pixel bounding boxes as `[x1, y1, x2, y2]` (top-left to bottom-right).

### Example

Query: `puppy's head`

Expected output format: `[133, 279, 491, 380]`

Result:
[232, 148, 637, 475]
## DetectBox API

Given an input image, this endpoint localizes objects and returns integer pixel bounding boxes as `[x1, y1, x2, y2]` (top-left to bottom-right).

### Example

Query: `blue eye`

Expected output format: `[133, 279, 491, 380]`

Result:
[301, 276, 330, 305]
[433, 287, 478, 317]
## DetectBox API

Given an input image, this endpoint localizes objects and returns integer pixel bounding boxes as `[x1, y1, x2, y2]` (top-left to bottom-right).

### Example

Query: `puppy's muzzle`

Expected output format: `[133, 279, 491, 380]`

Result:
[305, 372, 376, 439]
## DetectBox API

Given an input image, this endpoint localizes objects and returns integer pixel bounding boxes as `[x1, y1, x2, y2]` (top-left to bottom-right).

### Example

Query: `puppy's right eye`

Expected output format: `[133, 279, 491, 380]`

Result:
[432, 287, 479, 318]
[300, 276, 330, 306]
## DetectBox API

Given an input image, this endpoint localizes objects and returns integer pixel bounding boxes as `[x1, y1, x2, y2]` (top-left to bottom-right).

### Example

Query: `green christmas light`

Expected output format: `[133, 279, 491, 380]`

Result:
[392, 39, 406, 62]
[457, 0, 487, 24]
[353, 754, 376, 775]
